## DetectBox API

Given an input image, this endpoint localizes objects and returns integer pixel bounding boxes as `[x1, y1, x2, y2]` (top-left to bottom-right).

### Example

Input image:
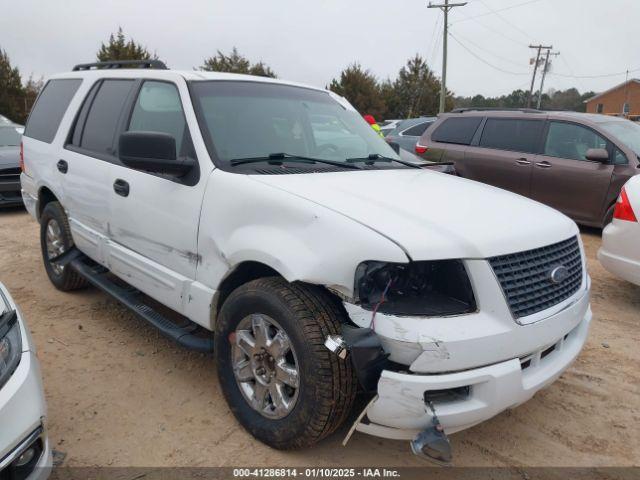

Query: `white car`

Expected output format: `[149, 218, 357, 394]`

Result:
[0, 283, 51, 479]
[20, 61, 591, 461]
[598, 175, 640, 285]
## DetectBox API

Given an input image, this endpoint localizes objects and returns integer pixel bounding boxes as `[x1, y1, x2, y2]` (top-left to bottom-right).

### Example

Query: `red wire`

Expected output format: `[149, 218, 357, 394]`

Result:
[370, 278, 393, 331]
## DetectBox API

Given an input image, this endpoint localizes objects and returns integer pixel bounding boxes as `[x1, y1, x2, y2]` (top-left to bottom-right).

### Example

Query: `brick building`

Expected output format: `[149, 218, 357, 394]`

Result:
[585, 79, 640, 118]
[585, 78, 640, 117]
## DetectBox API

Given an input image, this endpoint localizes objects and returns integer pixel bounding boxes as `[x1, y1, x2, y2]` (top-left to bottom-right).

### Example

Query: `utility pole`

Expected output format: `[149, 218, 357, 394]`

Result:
[527, 44, 552, 108]
[536, 50, 559, 109]
[428, 0, 467, 113]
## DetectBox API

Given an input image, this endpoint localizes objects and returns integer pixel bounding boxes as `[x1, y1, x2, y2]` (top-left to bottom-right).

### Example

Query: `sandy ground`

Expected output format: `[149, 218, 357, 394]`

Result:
[0, 207, 638, 468]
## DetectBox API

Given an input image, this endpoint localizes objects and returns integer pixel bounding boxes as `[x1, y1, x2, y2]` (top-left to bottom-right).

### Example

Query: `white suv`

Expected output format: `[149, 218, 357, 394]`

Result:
[20, 61, 591, 460]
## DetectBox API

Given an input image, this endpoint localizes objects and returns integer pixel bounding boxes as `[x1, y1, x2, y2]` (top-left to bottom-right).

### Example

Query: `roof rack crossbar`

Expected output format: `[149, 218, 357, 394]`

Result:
[450, 107, 542, 114]
[72, 60, 168, 71]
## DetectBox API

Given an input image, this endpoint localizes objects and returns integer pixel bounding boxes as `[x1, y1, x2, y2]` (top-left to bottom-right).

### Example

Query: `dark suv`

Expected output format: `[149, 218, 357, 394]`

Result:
[416, 109, 640, 227]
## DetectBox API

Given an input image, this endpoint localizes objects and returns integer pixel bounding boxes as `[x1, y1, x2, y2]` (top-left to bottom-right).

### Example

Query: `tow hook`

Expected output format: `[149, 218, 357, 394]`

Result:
[410, 400, 452, 465]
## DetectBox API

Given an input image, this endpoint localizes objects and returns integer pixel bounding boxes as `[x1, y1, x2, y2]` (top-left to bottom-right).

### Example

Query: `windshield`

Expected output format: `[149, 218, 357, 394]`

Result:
[190, 81, 401, 168]
[599, 120, 640, 156]
[0, 126, 22, 146]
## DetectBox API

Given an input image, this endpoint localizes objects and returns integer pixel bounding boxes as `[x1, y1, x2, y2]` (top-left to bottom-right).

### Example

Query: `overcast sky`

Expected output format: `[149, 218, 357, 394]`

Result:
[2, 0, 639, 98]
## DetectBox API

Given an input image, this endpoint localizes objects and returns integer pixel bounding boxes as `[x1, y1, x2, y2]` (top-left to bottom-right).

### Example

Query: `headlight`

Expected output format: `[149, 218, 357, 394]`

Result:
[354, 260, 476, 316]
[0, 310, 22, 389]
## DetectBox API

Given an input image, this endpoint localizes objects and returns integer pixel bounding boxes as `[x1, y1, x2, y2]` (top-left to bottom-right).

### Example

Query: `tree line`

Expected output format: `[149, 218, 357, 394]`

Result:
[1, 27, 594, 125]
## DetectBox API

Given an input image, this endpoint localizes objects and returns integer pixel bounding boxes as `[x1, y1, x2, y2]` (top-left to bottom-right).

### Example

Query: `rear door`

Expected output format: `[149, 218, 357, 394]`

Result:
[63, 79, 136, 262]
[531, 120, 614, 224]
[106, 79, 206, 315]
[460, 117, 545, 198]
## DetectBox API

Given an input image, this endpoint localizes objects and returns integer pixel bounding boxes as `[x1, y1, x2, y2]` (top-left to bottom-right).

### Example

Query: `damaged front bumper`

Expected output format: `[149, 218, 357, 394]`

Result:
[349, 303, 591, 440]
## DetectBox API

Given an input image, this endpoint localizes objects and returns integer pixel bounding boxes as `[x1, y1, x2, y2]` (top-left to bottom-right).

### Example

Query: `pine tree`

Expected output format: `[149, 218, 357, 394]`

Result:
[200, 48, 276, 78]
[0, 49, 24, 123]
[328, 64, 386, 119]
[391, 55, 451, 118]
[97, 27, 158, 62]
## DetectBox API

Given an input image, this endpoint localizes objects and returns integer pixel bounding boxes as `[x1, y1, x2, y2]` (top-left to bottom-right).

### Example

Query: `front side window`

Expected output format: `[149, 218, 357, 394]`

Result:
[189, 81, 400, 168]
[599, 119, 640, 157]
[24, 79, 82, 143]
[479, 118, 544, 153]
[80, 80, 135, 155]
[543, 122, 607, 161]
[128, 81, 190, 155]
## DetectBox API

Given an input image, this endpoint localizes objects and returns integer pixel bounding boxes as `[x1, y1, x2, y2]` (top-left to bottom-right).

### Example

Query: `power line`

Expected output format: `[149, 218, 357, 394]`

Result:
[477, 0, 532, 42]
[451, 30, 526, 67]
[449, 32, 529, 75]
[548, 67, 640, 79]
[453, 0, 546, 23]
[452, 7, 529, 47]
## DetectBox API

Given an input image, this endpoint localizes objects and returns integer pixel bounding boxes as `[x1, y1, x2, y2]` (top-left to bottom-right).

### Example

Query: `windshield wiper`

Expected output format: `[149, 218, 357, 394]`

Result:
[230, 153, 362, 169]
[346, 154, 421, 169]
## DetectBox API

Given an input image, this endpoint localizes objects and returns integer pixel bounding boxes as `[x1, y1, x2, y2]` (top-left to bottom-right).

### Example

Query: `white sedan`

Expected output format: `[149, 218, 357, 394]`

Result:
[598, 175, 640, 286]
[0, 283, 51, 479]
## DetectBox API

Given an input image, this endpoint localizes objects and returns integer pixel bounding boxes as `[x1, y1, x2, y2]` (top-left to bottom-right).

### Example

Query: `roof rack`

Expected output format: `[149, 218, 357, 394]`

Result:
[450, 107, 542, 114]
[72, 60, 168, 71]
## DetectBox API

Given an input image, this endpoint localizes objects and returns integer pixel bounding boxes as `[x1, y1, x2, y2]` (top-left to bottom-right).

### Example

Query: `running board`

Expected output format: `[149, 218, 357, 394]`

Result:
[69, 256, 214, 353]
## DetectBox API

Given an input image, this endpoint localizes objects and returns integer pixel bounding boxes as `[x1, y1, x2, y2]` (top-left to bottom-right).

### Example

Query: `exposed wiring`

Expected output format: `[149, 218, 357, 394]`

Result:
[369, 278, 393, 332]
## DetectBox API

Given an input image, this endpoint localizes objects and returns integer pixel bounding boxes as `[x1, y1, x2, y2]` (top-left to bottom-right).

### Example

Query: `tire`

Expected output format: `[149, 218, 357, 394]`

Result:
[215, 277, 356, 449]
[40, 202, 88, 291]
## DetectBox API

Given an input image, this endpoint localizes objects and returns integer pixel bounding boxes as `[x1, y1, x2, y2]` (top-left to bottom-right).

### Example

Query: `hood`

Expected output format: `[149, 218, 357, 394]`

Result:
[0, 146, 19, 169]
[251, 169, 578, 260]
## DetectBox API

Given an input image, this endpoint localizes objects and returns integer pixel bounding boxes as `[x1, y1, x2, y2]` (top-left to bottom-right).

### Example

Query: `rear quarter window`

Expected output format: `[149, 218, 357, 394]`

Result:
[431, 117, 482, 145]
[402, 121, 431, 137]
[24, 79, 82, 143]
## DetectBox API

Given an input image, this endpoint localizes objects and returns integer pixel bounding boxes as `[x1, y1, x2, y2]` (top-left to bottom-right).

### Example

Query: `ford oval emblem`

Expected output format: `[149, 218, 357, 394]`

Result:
[549, 265, 570, 284]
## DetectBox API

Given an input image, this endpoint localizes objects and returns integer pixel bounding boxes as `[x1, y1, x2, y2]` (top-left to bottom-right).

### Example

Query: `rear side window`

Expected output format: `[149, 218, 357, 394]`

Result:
[80, 80, 134, 155]
[402, 121, 431, 137]
[479, 118, 544, 153]
[24, 79, 82, 143]
[432, 117, 482, 145]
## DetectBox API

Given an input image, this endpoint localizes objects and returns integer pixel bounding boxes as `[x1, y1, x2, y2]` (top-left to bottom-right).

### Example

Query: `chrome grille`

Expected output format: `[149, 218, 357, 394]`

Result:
[489, 236, 583, 319]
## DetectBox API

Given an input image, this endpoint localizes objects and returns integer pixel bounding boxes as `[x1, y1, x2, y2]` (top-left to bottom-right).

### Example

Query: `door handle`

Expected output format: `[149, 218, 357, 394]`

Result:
[113, 179, 130, 197]
[536, 161, 552, 168]
[515, 158, 531, 166]
[56, 160, 68, 174]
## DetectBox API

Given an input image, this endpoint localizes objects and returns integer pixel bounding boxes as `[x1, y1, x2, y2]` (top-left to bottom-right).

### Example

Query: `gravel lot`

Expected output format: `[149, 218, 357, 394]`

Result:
[1, 207, 638, 467]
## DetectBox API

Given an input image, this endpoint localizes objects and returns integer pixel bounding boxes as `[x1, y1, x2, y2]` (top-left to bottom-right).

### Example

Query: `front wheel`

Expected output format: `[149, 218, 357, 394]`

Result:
[215, 277, 356, 449]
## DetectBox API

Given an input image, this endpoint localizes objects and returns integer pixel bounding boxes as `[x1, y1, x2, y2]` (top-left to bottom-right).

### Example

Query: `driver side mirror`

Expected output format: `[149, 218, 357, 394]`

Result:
[118, 131, 195, 176]
[585, 148, 609, 163]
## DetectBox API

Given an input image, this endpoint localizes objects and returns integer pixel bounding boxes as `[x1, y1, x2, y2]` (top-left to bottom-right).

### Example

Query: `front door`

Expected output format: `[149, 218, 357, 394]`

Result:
[107, 80, 207, 314]
[530, 121, 614, 225]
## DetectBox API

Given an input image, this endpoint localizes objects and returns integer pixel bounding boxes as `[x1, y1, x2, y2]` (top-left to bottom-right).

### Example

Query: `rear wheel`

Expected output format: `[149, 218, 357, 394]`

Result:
[39, 202, 87, 291]
[215, 277, 356, 449]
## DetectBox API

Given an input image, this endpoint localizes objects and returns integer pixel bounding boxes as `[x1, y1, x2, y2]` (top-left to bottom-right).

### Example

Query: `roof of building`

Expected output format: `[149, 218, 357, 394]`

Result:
[584, 78, 640, 103]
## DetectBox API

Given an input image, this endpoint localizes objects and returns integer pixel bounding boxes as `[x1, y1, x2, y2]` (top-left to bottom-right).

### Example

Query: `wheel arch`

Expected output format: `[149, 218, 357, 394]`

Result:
[37, 186, 60, 222]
